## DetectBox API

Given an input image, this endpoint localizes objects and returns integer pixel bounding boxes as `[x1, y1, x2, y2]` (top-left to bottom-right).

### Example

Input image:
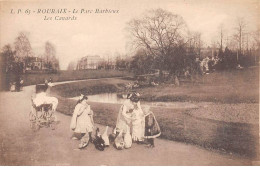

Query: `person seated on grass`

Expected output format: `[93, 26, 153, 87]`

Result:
[142, 105, 161, 148]
[70, 94, 94, 149]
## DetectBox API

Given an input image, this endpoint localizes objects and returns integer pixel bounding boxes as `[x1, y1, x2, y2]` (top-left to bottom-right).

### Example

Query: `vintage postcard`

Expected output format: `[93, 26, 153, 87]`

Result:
[0, 0, 259, 166]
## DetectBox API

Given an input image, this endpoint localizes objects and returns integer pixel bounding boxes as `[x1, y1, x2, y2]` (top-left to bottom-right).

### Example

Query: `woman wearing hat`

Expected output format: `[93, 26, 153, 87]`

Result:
[115, 92, 143, 136]
[70, 94, 94, 148]
[116, 93, 141, 136]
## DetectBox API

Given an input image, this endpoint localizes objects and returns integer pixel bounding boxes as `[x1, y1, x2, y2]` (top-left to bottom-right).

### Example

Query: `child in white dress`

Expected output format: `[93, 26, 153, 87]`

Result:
[130, 95, 145, 142]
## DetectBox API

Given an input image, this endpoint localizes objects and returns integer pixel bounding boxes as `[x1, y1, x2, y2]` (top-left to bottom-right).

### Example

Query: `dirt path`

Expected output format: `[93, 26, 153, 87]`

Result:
[0, 85, 254, 166]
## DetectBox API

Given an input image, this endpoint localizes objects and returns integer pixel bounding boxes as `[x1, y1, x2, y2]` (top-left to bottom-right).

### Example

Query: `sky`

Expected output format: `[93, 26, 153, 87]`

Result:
[0, 0, 259, 69]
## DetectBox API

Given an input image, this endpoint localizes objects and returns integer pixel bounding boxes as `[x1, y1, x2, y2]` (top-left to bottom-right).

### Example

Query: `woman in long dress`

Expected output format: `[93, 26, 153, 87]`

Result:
[115, 94, 134, 135]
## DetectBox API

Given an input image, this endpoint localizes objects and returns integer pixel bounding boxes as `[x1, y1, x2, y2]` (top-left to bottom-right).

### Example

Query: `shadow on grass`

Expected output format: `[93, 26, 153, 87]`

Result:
[159, 113, 258, 158]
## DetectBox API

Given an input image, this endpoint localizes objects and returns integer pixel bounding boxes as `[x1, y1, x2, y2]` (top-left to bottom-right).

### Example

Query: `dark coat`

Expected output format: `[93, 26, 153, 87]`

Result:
[144, 111, 161, 138]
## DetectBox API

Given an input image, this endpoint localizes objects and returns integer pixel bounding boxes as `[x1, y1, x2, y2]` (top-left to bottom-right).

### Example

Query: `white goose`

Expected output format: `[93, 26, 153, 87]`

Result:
[124, 127, 132, 149]
[114, 130, 124, 150]
[102, 126, 110, 146]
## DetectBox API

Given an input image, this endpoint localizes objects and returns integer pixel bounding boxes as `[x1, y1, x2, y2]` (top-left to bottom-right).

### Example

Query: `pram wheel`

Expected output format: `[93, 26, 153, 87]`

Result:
[29, 111, 36, 121]
[29, 110, 40, 131]
[30, 122, 40, 132]
[50, 114, 57, 122]
[50, 115, 58, 130]
[50, 123, 56, 130]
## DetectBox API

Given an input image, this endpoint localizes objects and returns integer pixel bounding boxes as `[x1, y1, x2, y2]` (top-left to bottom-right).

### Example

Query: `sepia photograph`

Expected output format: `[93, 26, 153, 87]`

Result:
[0, 0, 259, 166]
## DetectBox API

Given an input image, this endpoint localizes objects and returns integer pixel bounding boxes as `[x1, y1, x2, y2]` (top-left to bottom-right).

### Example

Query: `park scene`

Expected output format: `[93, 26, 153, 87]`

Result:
[0, 0, 259, 166]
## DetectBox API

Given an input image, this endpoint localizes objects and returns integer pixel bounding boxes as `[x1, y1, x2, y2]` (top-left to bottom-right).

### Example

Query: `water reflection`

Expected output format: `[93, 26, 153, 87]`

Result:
[71, 93, 125, 104]
[70, 93, 198, 109]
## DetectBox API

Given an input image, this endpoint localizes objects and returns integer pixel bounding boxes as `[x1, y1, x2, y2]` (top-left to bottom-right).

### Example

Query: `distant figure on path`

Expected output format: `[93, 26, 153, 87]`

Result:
[19, 78, 24, 91]
[49, 77, 53, 83]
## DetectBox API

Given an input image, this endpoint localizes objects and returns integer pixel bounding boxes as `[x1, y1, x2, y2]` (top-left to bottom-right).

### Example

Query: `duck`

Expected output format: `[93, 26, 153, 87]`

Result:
[124, 127, 132, 149]
[109, 127, 117, 143]
[101, 126, 110, 146]
[114, 130, 124, 150]
[93, 128, 105, 151]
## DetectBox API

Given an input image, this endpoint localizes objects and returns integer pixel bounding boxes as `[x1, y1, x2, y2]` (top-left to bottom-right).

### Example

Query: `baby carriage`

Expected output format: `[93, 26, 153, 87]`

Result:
[29, 97, 57, 131]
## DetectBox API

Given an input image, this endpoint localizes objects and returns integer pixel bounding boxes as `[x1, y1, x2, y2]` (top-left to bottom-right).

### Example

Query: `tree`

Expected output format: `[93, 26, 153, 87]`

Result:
[1, 45, 15, 73]
[67, 61, 76, 70]
[234, 17, 247, 63]
[0, 44, 24, 90]
[116, 57, 128, 70]
[188, 31, 203, 58]
[127, 8, 188, 79]
[14, 32, 33, 59]
[164, 46, 187, 75]
[1, 45, 14, 90]
[252, 28, 260, 48]
[252, 28, 260, 64]
[44, 41, 56, 63]
[44, 41, 59, 70]
[130, 49, 154, 74]
[218, 24, 225, 51]
[14, 32, 33, 69]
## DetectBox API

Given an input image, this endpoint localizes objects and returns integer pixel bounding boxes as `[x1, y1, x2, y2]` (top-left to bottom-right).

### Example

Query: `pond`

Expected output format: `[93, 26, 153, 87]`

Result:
[70, 93, 126, 104]
[70, 93, 199, 109]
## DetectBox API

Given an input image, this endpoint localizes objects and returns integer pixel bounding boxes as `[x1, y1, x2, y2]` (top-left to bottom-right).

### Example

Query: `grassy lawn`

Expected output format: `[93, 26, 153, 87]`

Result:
[21, 69, 133, 86]
[136, 68, 259, 103]
[51, 67, 259, 104]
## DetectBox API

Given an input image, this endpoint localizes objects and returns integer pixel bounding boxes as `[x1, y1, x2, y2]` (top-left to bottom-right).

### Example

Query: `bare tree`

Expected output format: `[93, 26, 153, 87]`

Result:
[1, 44, 15, 72]
[44, 41, 56, 63]
[218, 24, 225, 51]
[14, 32, 33, 62]
[252, 28, 260, 49]
[44, 41, 59, 70]
[127, 8, 188, 77]
[251, 28, 260, 64]
[234, 17, 247, 54]
[188, 31, 203, 57]
[67, 61, 76, 70]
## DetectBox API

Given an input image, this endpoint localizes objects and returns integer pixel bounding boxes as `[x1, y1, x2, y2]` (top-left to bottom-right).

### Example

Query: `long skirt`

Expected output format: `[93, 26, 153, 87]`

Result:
[132, 119, 144, 141]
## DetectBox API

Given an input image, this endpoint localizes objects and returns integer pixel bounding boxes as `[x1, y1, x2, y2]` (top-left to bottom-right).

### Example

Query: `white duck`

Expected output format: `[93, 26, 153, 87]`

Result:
[114, 130, 124, 150]
[124, 127, 132, 149]
[101, 126, 110, 146]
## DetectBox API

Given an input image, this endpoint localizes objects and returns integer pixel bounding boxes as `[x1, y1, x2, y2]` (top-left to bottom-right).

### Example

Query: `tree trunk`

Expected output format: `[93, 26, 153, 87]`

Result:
[159, 68, 163, 82]
[174, 75, 180, 86]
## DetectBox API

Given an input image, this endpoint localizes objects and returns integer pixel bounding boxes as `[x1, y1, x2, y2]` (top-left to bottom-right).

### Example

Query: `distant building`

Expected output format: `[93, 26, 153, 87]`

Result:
[23, 57, 43, 70]
[20, 56, 59, 71]
[77, 55, 103, 70]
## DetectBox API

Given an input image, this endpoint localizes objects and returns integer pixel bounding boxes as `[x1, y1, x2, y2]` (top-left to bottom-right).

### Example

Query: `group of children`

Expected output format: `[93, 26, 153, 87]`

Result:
[70, 92, 161, 150]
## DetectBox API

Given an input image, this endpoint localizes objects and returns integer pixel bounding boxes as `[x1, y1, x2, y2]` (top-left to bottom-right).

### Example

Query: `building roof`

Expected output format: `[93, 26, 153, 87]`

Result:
[79, 55, 101, 62]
